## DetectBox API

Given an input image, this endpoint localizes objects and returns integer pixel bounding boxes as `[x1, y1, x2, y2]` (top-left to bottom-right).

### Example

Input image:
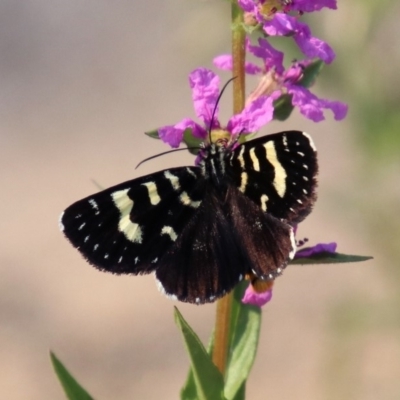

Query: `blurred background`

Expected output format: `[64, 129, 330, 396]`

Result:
[1, 1, 399, 399]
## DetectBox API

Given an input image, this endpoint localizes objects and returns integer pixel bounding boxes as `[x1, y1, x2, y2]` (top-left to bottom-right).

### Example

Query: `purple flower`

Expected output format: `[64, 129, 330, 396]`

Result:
[290, 0, 337, 13]
[214, 38, 348, 122]
[295, 242, 337, 258]
[158, 68, 276, 148]
[241, 240, 337, 307]
[238, 0, 335, 63]
[242, 284, 273, 307]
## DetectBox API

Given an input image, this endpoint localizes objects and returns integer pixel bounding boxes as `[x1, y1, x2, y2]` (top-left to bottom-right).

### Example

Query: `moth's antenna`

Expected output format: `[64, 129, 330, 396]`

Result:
[208, 76, 237, 144]
[135, 147, 201, 169]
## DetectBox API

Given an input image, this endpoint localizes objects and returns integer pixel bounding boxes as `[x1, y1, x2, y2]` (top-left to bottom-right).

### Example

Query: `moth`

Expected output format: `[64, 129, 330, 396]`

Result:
[60, 131, 318, 304]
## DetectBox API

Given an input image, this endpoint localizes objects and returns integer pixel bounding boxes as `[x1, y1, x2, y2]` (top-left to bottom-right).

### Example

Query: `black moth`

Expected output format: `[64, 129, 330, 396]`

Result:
[60, 131, 317, 304]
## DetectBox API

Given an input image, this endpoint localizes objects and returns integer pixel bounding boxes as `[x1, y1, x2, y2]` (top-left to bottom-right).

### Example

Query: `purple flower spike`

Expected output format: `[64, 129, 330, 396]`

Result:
[158, 67, 277, 148]
[295, 242, 337, 258]
[237, 0, 336, 63]
[242, 285, 273, 307]
[214, 39, 348, 123]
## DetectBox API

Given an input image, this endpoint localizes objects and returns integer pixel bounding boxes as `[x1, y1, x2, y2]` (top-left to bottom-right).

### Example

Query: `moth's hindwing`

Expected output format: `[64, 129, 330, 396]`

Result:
[228, 130, 318, 224]
[155, 184, 249, 304]
[226, 185, 296, 280]
[60, 166, 204, 274]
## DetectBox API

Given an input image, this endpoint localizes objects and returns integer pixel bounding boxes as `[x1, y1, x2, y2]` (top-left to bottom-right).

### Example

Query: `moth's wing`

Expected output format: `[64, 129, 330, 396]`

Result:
[155, 186, 249, 304]
[60, 166, 204, 274]
[226, 185, 296, 280]
[228, 130, 318, 224]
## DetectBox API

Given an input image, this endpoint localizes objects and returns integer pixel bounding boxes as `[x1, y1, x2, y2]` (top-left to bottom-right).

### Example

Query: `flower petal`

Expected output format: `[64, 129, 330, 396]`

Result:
[242, 285, 273, 307]
[294, 25, 335, 63]
[288, 85, 348, 122]
[263, 14, 335, 64]
[238, 0, 255, 12]
[189, 68, 220, 127]
[227, 95, 276, 134]
[248, 38, 285, 74]
[213, 54, 262, 75]
[263, 13, 297, 36]
[213, 54, 233, 71]
[158, 118, 206, 148]
[295, 242, 337, 258]
[291, 0, 337, 12]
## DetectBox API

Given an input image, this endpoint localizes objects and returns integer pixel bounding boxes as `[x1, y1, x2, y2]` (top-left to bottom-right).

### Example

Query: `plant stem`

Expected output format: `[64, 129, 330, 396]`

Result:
[212, 2, 246, 376]
[231, 3, 246, 114]
[212, 291, 234, 374]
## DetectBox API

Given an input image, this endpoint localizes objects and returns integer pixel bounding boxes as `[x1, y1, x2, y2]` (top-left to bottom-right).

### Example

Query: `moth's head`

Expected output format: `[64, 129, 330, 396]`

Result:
[209, 129, 231, 147]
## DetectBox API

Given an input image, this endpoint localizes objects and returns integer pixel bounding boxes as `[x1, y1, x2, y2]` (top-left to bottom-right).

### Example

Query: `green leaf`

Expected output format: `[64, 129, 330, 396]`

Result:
[290, 252, 373, 265]
[273, 93, 294, 121]
[50, 351, 94, 400]
[182, 129, 203, 155]
[144, 129, 160, 139]
[231, 382, 245, 400]
[174, 307, 226, 400]
[181, 334, 215, 400]
[298, 59, 324, 88]
[224, 282, 261, 400]
[181, 367, 198, 400]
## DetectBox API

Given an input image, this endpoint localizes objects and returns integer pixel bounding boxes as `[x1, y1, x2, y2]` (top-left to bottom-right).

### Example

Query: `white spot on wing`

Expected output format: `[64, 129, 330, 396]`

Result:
[236, 145, 245, 168]
[239, 172, 248, 193]
[249, 147, 260, 171]
[155, 277, 178, 301]
[180, 192, 201, 208]
[84, 236, 90, 243]
[111, 189, 143, 243]
[186, 168, 197, 178]
[260, 194, 269, 212]
[161, 226, 178, 241]
[264, 141, 287, 197]
[88, 199, 100, 214]
[164, 170, 180, 190]
[141, 181, 161, 205]
[58, 212, 65, 231]
[78, 222, 86, 230]
[118, 256, 123, 263]
[302, 132, 317, 151]
[288, 227, 297, 259]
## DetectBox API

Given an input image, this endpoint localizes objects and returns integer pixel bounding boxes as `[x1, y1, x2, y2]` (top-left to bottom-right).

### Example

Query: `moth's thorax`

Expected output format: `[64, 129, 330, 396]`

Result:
[198, 143, 230, 187]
